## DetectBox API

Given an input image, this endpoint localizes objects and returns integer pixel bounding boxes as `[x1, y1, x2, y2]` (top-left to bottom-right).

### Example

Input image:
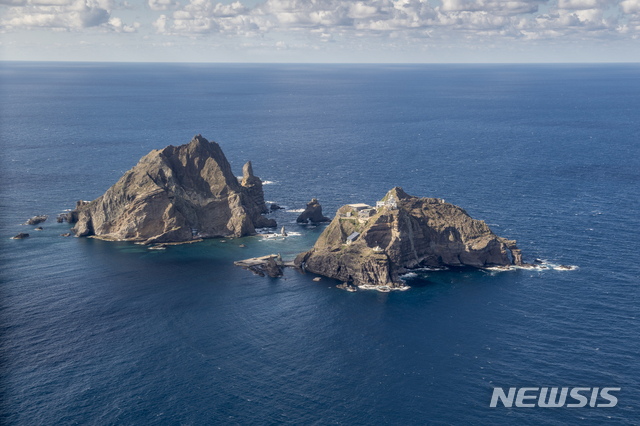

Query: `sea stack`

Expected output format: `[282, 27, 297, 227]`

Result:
[295, 187, 525, 288]
[296, 198, 330, 223]
[68, 135, 276, 244]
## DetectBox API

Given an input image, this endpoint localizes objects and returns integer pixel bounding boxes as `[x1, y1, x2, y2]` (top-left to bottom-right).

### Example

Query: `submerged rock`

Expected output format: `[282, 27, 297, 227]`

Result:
[68, 135, 276, 244]
[295, 187, 525, 288]
[12, 233, 29, 239]
[296, 199, 330, 223]
[61, 233, 71, 237]
[24, 215, 47, 225]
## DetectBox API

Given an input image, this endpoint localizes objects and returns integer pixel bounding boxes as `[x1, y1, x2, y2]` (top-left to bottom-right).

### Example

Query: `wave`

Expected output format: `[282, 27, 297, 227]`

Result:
[358, 284, 410, 292]
[413, 266, 448, 272]
[258, 231, 302, 240]
[262, 180, 276, 185]
[483, 260, 578, 272]
[286, 209, 305, 213]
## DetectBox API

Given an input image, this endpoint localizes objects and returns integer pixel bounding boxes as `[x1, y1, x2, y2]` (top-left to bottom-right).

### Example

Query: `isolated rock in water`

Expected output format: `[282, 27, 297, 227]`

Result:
[12, 233, 29, 239]
[295, 187, 524, 288]
[296, 199, 330, 223]
[270, 203, 282, 210]
[245, 257, 284, 278]
[281, 226, 287, 237]
[35, 226, 43, 231]
[69, 135, 276, 244]
[61, 233, 71, 237]
[24, 215, 47, 225]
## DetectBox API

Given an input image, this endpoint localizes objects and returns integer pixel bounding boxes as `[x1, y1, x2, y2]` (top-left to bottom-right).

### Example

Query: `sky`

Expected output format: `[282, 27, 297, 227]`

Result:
[1, 0, 639, 62]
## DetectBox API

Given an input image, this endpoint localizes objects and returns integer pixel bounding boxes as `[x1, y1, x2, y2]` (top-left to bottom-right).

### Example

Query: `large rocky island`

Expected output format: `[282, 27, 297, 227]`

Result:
[67, 135, 276, 244]
[295, 187, 524, 288]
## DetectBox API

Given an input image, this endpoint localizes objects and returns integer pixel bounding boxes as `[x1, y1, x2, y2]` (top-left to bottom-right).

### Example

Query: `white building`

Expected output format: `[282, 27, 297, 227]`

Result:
[376, 195, 397, 209]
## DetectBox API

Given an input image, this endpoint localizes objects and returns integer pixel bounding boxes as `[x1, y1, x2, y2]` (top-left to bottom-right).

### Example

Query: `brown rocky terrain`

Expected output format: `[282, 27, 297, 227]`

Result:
[68, 135, 276, 244]
[295, 187, 525, 287]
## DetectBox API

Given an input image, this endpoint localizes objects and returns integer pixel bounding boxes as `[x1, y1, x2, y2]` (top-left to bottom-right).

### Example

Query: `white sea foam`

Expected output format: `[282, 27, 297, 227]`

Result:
[483, 266, 516, 272]
[259, 233, 279, 239]
[262, 180, 276, 185]
[357, 284, 410, 292]
[259, 231, 302, 240]
[400, 272, 418, 279]
[414, 266, 448, 272]
[482, 260, 578, 272]
[287, 209, 305, 213]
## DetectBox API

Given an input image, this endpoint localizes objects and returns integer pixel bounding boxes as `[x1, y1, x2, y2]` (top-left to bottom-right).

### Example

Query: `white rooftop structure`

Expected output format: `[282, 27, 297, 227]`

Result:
[348, 203, 371, 211]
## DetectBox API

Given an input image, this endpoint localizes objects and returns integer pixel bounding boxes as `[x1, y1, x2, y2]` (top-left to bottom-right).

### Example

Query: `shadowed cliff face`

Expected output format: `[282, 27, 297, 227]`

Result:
[295, 187, 523, 287]
[69, 135, 276, 243]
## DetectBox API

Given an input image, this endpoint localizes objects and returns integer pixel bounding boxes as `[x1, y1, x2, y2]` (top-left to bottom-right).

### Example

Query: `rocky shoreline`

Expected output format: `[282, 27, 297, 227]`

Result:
[65, 135, 276, 244]
[294, 187, 530, 288]
[12, 134, 577, 289]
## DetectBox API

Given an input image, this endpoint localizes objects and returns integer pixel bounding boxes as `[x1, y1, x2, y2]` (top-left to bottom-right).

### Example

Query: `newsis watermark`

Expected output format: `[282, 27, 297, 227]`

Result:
[490, 387, 621, 408]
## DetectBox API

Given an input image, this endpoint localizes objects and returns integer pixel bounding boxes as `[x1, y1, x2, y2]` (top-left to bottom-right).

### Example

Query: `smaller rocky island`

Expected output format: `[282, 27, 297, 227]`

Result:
[66, 135, 276, 244]
[295, 188, 527, 288]
[23, 215, 47, 225]
[296, 198, 330, 223]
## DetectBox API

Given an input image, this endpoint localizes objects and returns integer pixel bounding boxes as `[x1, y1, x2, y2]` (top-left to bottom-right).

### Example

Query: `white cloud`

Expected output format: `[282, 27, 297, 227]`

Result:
[2, 0, 638, 41]
[107, 16, 140, 31]
[152, 13, 168, 31]
[620, 0, 640, 13]
[0, 0, 142, 31]
[148, 0, 180, 11]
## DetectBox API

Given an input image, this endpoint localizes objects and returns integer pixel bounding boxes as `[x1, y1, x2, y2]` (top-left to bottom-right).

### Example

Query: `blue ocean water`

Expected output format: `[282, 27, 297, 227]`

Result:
[0, 63, 639, 425]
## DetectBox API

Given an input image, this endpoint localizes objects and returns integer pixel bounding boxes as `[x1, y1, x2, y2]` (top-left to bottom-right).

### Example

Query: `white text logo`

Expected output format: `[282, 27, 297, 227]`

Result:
[490, 387, 620, 408]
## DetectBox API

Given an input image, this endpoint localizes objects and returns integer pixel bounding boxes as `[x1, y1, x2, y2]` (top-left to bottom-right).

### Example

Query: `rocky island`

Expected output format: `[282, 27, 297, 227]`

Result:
[296, 199, 330, 223]
[294, 187, 525, 288]
[67, 135, 276, 244]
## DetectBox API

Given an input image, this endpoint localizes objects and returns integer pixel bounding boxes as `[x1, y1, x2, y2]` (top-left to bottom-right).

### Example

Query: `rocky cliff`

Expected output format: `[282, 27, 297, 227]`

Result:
[295, 187, 524, 287]
[68, 135, 276, 244]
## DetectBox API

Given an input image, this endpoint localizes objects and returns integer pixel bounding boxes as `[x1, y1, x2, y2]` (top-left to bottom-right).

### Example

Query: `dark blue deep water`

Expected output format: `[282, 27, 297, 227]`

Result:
[1, 63, 639, 425]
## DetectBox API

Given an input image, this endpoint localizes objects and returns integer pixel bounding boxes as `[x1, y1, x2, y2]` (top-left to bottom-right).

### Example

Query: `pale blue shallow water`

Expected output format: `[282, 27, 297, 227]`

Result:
[1, 63, 639, 425]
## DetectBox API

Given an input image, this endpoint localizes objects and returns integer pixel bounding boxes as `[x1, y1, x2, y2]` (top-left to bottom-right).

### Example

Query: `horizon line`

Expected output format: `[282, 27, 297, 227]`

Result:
[2, 59, 640, 65]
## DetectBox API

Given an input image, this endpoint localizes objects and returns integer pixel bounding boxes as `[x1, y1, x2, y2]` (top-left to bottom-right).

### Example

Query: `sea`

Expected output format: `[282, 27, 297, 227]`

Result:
[0, 63, 639, 425]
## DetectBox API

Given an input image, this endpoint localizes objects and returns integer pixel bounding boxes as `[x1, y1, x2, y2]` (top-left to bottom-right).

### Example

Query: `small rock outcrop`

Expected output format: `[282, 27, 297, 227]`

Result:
[23, 215, 47, 225]
[295, 187, 525, 288]
[296, 199, 330, 223]
[12, 233, 29, 239]
[281, 226, 287, 237]
[35, 226, 43, 231]
[243, 256, 284, 277]
[270, 203, 282, 210]
[67, 135, 276, 244]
